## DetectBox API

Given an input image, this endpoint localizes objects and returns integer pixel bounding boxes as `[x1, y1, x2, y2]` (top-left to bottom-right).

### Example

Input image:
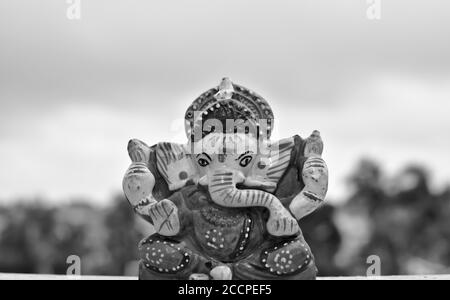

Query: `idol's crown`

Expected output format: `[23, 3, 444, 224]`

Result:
[184, 78, 274, 138]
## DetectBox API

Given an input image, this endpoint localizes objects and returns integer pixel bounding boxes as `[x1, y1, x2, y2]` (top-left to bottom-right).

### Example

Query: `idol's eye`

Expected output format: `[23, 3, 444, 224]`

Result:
[197, 158, 210, 167]
[239, 155, 253, 167]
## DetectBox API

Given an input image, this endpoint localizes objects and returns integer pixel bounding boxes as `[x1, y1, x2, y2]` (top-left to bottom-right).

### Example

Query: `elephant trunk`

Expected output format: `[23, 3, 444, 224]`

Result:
[207, 169, 273, 208]
[207, 169, 300, 236]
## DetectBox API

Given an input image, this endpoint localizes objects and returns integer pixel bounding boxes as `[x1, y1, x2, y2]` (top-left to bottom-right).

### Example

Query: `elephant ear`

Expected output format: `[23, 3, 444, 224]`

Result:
[155, 142, 197, 191]
[248, 137, 295, 193]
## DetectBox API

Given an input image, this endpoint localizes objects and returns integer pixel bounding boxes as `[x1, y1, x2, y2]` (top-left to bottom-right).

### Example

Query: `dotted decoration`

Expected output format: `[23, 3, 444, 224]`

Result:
[205, 229, 226, 250]
[231, 217, 253, 259]
[139, 239, 190, 275]
[260, 240, 311, 276]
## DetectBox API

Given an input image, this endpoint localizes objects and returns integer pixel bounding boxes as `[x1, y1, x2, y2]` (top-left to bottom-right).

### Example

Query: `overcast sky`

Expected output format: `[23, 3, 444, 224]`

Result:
[1, 0, 450, 204]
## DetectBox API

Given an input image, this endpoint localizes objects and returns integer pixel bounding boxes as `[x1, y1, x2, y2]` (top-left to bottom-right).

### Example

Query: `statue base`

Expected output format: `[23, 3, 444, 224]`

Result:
[138, 256, 318, 280]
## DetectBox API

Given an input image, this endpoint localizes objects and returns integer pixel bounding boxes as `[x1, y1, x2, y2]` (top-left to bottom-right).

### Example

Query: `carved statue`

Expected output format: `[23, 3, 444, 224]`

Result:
[123, 78, 328, 280]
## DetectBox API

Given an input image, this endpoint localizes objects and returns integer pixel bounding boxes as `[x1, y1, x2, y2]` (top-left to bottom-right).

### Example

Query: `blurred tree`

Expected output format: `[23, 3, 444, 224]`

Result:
[347, 159, 386, 212]
[0, 202, 57, 273]
[103, 195, 142, 276]
[0, 161, 449, 277]
[299, 204, 343, 276]
[52, 202, 101, 274]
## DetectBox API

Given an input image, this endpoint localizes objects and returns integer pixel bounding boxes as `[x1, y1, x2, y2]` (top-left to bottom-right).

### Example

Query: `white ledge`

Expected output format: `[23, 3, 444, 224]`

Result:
[1, 273, 450, 280]
[319, 275, 450, 280]
[0, 273, 137, 280]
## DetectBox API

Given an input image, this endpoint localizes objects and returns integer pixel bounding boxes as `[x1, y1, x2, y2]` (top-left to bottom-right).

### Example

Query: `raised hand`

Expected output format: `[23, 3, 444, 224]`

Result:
[124, 139, 155, 211]
[289, 131, 328, 220]
[124, 140, 182, 236]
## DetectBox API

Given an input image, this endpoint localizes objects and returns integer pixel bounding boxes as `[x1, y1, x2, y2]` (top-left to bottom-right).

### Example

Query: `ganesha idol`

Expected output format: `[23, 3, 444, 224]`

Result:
[123, 78, 328, 280]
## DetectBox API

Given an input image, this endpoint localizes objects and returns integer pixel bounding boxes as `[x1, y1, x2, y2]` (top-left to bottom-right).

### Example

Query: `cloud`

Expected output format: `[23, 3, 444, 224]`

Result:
[1, 0, 450, 203]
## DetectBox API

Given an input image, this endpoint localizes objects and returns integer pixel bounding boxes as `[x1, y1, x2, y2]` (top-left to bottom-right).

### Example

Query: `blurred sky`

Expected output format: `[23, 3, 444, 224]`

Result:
[1, 0, 450, 204]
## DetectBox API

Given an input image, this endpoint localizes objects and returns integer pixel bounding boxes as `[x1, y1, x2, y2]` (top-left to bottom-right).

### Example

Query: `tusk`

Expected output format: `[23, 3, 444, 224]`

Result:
[235, 172, 246, 184]
[198, 175, 208, 186]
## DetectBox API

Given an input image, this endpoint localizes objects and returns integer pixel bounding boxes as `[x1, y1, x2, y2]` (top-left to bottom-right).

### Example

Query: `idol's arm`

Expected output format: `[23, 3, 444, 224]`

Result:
[123, 139, 180, 236]
[289, 131, 329, 220]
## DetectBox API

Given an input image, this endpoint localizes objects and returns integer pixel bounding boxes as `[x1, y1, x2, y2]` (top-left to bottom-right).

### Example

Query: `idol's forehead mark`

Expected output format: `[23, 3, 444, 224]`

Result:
[221, 139, 256, 155]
